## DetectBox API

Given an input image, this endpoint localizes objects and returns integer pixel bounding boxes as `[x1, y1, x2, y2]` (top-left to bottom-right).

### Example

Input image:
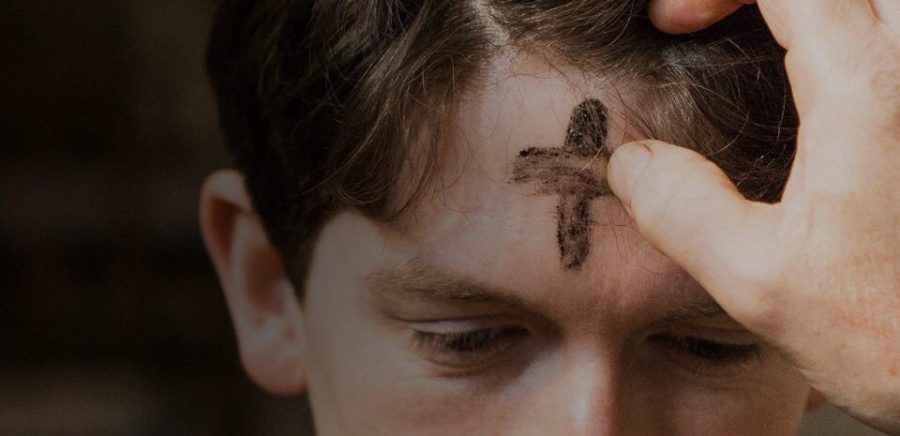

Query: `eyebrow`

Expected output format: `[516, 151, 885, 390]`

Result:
[661, 299, 727, 323]
[365, 259, 727, 322]
[365, 259, 536, 314]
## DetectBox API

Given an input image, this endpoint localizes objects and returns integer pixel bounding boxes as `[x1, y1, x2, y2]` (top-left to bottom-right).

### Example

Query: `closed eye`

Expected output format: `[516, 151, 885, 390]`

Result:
[411, 322, 530, 372]
[648, 333, 762, 377]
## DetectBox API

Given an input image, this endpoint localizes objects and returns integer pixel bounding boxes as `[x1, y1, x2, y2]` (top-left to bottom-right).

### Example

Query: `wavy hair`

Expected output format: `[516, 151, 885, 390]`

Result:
[207, 0, 796, 290]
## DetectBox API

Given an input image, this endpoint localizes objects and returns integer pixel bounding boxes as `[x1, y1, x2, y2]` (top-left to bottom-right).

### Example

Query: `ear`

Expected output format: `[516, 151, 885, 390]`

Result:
[200, 169, 307, 395]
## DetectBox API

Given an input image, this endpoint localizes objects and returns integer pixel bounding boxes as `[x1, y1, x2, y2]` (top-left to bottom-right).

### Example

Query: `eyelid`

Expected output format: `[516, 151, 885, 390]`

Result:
[409, 317, 515, 335]
[664, 323, 760, 345]
[406, 316, 537, 375]
[645, 330, 765, 379]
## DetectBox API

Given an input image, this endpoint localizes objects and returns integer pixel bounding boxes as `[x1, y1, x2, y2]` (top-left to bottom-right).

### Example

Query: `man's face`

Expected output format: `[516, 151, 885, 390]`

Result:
[286, 59, 809, 435]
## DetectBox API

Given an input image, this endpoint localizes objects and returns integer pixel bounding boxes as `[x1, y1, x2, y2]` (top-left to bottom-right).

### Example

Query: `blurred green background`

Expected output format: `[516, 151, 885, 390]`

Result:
[0, 1, 886, 435]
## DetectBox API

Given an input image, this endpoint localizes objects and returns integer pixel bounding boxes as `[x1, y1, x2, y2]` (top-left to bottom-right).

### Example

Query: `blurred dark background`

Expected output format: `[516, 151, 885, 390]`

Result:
[0, 1, 885, 435]
[0, 1, 312, 434]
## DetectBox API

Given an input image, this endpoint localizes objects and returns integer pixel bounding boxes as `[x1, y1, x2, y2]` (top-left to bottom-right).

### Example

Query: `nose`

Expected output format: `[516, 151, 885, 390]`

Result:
[556, 357, 620, 436]
[514, 348, 665, 436]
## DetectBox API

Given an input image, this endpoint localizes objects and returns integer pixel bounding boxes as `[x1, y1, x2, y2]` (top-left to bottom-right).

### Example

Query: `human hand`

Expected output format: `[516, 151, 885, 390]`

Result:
[648, 0, 756, 33]
[609, 0, 900, 432]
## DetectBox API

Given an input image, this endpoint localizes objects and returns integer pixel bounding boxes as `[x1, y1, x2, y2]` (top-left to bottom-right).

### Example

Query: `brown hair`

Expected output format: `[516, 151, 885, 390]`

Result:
[207, 0, 796, 290]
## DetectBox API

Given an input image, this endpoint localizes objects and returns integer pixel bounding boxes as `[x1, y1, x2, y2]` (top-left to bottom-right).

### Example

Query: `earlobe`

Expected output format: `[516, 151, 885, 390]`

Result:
[200, 169, 308, 395]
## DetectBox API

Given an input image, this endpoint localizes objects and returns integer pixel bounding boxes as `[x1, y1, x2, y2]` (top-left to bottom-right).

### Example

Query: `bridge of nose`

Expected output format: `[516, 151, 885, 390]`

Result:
[508, 345, 671, 436]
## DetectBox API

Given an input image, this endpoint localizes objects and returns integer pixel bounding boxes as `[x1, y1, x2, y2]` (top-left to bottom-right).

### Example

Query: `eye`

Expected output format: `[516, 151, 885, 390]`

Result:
[648, 333, 761, 377]
[673, 336, 759, 362]
[411, 321, 529, 372]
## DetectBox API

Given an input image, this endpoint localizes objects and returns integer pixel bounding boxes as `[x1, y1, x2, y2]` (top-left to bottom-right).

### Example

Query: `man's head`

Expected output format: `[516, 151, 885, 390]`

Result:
[201, 1, 811, 434]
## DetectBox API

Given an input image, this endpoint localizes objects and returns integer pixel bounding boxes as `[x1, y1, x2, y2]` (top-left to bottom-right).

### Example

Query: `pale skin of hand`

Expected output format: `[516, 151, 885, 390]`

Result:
[610, 0, 900, 433]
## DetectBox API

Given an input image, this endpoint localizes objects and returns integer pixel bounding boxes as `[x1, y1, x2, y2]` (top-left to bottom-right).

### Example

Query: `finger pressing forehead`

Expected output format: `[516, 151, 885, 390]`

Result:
[648, 0, 750, 34]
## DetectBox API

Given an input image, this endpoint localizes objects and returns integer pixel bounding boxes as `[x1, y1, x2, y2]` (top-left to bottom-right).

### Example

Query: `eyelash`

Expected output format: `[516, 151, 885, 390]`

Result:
[416, 329, 758, 365]
[412, 326, 527, 368]
[670, 336, 759, 362]
[648, 334, 762, 375]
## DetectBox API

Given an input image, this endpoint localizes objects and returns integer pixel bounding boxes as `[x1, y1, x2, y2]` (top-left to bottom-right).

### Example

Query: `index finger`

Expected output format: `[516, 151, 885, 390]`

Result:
[648, 0, 754, 34]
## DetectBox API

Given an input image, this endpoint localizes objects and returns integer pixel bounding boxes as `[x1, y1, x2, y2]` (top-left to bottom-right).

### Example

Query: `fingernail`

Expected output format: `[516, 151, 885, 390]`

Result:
[608, 142, 652, 210]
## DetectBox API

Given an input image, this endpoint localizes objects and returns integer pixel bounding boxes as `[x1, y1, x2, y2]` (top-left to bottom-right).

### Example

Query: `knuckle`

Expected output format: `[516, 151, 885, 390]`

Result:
[630, 175, 677, 234]
[631, 153, 718, 236]
[632, 155, 696, 218]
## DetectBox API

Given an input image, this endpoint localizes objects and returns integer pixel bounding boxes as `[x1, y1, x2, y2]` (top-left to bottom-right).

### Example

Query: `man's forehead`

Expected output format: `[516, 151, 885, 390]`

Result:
[443, 57, 634, 194]
[354, 58, 716, 320]
[400, 59, 631, 246]
[512, 98, 611, 269]
[458, 57, 617, 150]
[364, 253, 724, 329]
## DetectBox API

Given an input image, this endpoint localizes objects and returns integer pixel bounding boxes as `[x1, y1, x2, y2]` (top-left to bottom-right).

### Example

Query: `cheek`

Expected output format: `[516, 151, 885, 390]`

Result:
[302, 285, 511, 435]
[668, 378, 809, 435]
[622, 356, 810, 435]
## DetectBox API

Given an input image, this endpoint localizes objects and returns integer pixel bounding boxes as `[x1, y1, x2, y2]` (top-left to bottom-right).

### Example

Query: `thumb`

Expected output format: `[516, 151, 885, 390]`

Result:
[608, 140, 782, 318]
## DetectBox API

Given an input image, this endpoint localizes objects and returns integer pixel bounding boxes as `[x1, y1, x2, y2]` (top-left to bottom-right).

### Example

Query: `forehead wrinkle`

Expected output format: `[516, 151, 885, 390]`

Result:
[660, 298, 728, 324]
[363, 252, 730, 329]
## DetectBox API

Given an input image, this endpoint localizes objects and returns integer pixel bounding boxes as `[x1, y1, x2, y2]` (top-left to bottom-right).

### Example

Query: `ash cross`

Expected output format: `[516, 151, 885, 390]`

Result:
[512, 99, 612, 270]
